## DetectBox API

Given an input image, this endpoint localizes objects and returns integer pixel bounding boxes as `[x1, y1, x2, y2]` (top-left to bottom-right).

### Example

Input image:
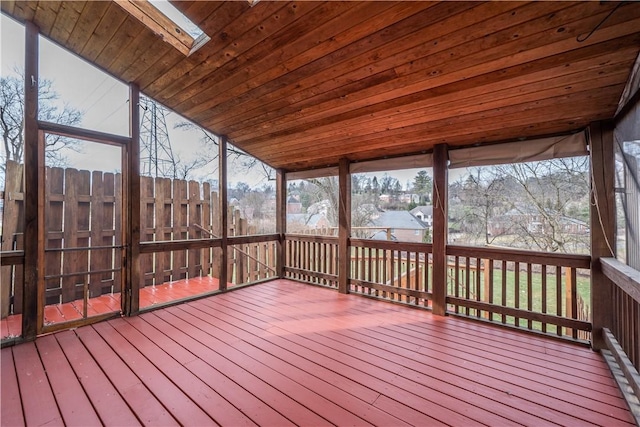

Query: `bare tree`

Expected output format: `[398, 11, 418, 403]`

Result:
[451, 157, 590, 253]
[174, 120, 274, 181]
[493, 157, 589, 253]
[1, 72, 82, 173]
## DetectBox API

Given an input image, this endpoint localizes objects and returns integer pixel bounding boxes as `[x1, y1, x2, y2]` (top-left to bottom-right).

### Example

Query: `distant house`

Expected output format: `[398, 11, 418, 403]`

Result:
[287, 213, 331, 234]
[488, 208, 589, 236]
[410, 205, 433, 229]
[370, 210, 429, 243]
[286, 196, 302, 214]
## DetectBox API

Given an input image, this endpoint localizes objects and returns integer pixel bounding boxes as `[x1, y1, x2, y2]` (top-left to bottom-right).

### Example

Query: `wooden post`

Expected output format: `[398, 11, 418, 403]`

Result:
[124, 83, 141, 316]
[590, 121, 616, 350]
[22, 21, 42, 339]
[276, 168, 286, 277]
[338, 157, 351, 294]
[219, 136, 229, 290]
[432, 144, 448, 316]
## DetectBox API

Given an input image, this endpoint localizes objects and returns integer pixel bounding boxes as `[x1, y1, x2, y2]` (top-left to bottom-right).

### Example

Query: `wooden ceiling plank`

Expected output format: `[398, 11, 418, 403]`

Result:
[217, 1, 595, 136]
[235, 47, 637, 148]
[240, 60, 632, 152]
[9, 1, 38, 22]
[93, 15, 141, 72]
[231, 13, 640, 146]
[197, 1, 471, 129]
[256, 82, 623, 156]
[284, 119, 592, 170]
[134, 49, 185, 92]
[190, 1, 248, 35]
[225, 2, 621, 139]
[65, 1, 110, 54]
[176, 1, 443, 118]
[203, 1, 538, 130]
[166, 1, 367, 112]
[120, 39, 174, 85]
[257, 86, 623, 164]
[80, 2, 128, 63]
[142, 1, 257, 95]
[48, 1, 86, 45]
[108, 29, 163, 79]
[1, 1, 15, 16]
[149, 1, 297, 101]
[32, 1, 62, 37]
[174, 1, 221, 27]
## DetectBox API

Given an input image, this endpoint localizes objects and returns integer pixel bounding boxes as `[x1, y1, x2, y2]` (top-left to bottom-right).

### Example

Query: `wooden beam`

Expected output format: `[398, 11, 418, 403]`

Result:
[22, 21, 41, 340]
[124, 83, 141, 316]
[432, 144, 448, 316]
[338, 157, 350, 294]
[218, 136, 229, 290]
[590, 120, 616, 350]
[276, 169, 286, 277]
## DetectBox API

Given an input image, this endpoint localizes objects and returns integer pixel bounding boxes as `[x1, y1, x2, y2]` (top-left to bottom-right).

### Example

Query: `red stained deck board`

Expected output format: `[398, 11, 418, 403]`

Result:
[75, 326, 179, 426]
[91, 321, 216, 426]
[252, 283, 617, 385]
[137, 313, 295, 427]
[149, 309, 333, 426]
[34, 335, 102, 426]
[4, 279, 635, 427]
[109, 317, 256, 426]
[224, 282, 635, 425]
[189, 299, 381, 403]
[190, 298, 561, 427]
[54, 330, 141, 427]
[162, 307, 482, 425]
[1, 348, 25, 427]
[172, 303, 411, 427]
[12, 343, 63, 426]
[206, 294, 522, 426]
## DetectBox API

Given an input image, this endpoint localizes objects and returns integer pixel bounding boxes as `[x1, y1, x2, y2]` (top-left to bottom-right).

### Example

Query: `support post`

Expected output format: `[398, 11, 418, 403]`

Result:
[124, 83, 141, 316]
[590, 121, 616, 350]
[219, 136, 229, 290]
[22, 21, 42, 340]
[338, 157, 351, 294]
[276, 168, 286, 277]
[432, 144, 448, 316]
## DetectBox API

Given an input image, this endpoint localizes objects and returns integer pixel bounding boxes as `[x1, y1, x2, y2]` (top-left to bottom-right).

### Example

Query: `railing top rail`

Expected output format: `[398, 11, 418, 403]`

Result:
[285, 234, 338, 244]
[447, 244, 591, 268]
[601, 258, 640, 304]
[350, 238, 433, 252]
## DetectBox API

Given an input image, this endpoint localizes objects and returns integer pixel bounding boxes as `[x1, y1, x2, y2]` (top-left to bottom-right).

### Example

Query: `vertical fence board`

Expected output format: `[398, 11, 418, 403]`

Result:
[1, 161, 24, 316]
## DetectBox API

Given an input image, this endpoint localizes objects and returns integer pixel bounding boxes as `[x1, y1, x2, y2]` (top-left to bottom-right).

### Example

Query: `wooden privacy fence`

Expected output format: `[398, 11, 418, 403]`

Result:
[139, 177, 274, 287]
[1, 163, 275, 317]
[1, 161, 24, 318]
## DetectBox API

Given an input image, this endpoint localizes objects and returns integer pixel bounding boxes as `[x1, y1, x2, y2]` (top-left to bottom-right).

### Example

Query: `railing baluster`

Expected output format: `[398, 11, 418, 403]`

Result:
[514, 262, 520, 328]
[501, 260, 507, 324]
[541, 264, 547, 333]
[527, 263, 533, 330]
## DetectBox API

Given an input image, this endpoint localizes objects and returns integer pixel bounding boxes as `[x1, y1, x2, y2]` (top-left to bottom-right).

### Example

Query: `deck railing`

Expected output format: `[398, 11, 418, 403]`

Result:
[284, 234, 339, 288]
[349, 239, 433, 308]
[601, 258, 640, 374]
[313, 237, 592, 341]
[446, 245, 592, 340]
[228, 235, 278, 287]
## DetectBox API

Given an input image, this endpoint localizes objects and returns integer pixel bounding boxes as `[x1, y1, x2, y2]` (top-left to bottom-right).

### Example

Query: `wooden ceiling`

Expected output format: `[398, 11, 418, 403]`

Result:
[3, 1, 640, 171]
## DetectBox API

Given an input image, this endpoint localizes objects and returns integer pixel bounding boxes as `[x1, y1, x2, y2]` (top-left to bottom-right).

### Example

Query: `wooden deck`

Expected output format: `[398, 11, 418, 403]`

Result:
[1, 279, 633, 426]
[1, 276, 223, 339]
